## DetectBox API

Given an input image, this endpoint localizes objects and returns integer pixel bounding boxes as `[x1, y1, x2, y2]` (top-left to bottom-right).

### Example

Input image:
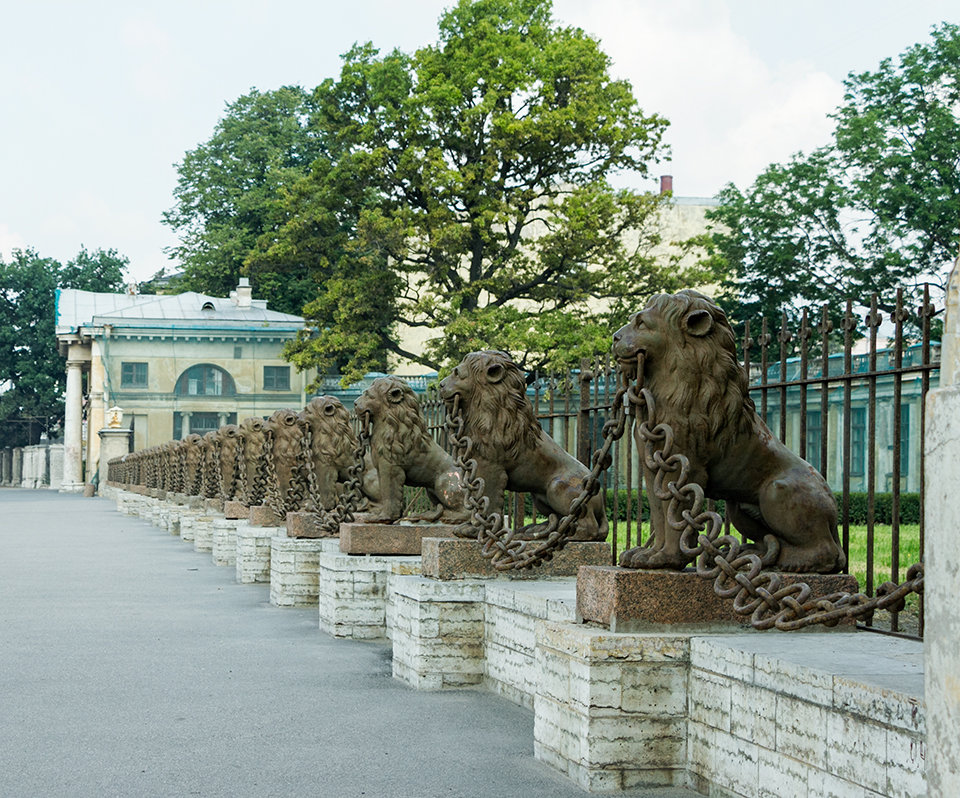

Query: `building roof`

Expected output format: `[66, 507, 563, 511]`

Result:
[55, 288, 304, 336]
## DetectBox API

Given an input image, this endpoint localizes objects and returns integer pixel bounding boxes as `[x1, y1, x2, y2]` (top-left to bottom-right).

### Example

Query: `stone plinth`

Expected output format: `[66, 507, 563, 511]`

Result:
[192, 515, 218, 553]
[212, 518, 248, 567]
[421, 538, 609, 580]
[318, 552, 421, 640]
[248, 505, 284, 527]
[535, 623, 691, 791]
[97, 427, 131, 489]
[223, 501, 249, 520]
[390, 576, 486, 689]
[285, 511, 331, 539]
[339, 522, 457, 555]
[577, 566, 860, 632]
[203, 497, 223, 513]
[483, 580, 578, 709]
[269, 538, 340, 607]
[178, 511, 201, 542]
[236, 526, 283, 584]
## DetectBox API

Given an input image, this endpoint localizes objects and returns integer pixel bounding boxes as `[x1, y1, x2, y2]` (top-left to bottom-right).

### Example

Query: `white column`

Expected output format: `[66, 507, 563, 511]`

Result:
[925, 250, 960, 795]
[62, 358, 85, 492]
[182, 412, 192, 437]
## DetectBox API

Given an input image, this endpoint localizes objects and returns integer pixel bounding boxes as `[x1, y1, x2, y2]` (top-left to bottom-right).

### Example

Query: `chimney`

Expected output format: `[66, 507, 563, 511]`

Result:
[660, 175, 673, 195]
[235, 277, 252, 309]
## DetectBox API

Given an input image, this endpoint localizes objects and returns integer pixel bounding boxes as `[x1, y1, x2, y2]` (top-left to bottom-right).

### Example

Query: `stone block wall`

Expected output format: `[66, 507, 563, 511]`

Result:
[686, 635, 925, 798]
[318, 553, 421, 640]
[534, 623, 690, 792]
[390, 576, 486, 690]
[483, 581, 578, 709]
[235, 527, 280, 584]
[269, 538, 339, 607]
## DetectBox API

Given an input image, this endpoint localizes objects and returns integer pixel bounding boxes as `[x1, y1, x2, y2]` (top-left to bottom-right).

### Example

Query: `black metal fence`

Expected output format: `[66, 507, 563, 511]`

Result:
[420, 287, 940, 640]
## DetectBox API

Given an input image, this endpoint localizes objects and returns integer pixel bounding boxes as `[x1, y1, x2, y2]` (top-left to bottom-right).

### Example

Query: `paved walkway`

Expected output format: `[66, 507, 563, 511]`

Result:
[0, 489, 697, 798]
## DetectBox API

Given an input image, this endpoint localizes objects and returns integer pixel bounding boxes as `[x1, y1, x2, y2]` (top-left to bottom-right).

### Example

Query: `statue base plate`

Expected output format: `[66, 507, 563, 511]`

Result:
[285, 511, 333, 539]
[248, 504, 284, 527]
[339, 522, 457, 555]
[203, 497, 224, 514]
[421, 537, 610, 580]
[223, 500, 249, 520]
[576, 566, 860, 632]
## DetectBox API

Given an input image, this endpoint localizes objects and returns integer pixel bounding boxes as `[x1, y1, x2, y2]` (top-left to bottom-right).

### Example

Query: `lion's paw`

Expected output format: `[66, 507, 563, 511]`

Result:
[618, 546, 690, 570]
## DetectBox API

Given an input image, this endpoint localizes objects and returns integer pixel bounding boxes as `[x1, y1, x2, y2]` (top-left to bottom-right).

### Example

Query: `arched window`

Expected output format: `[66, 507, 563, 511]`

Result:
[174, 364, 236, 397]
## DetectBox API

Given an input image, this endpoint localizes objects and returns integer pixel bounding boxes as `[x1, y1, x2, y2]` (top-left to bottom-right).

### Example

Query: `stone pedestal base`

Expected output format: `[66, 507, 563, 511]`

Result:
[212, 519, 248, 567]
[223, 501, 249, 520]
[192, 515, 219, 553]
[577, 566, 860, 632]
[534, 623, 691, 791]
[285, 511, 332, 539]
[390, 576, 486, 689]
[269, 538, 340, 607]
[178, 511, 201, 542]
[318, 553, 421, 640]
[421, 538, 609, 580]
[235, 526, 283, 584]
[248, 504, 284, 527]
[339, 522, 456, 555]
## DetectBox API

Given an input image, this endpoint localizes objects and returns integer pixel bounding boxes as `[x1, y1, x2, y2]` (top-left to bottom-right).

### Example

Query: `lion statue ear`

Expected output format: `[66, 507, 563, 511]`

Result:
[387, 386, 405, 403]
[684, 308, 714, 337]
[323, 402, 337, 416]
[486, 362, 505, 383]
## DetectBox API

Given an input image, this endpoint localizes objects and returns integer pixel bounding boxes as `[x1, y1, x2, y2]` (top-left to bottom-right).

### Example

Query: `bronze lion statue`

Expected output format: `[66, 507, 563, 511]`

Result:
[354, 377, 469, 524]
[238, 417, 268, 506]
[299, 396, 359, 511]
[612, 289, 845, 573]
[439, 351, 608, 541]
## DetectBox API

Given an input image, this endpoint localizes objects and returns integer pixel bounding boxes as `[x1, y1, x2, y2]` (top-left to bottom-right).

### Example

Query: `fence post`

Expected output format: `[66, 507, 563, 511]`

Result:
[577, 359, 592, 466]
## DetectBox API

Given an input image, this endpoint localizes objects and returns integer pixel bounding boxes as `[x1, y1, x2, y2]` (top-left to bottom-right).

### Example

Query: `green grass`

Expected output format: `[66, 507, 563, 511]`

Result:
[606, 521, 921, 591]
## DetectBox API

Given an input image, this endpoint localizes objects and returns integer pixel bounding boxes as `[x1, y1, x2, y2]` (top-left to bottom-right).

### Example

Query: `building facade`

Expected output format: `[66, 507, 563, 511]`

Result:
[54, 279, 310, 490]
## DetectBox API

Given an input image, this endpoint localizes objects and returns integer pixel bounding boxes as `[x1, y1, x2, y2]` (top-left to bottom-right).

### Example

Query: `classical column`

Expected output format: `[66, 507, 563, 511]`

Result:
[925, 250, 960, 794]
[62, 358, 85, 492]
[181, 412, 192, 437]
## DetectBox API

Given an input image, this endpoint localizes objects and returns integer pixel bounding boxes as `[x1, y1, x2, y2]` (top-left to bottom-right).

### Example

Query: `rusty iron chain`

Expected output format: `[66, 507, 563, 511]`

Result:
[315, 411, 371, 535]
[443, 388, 626, 571]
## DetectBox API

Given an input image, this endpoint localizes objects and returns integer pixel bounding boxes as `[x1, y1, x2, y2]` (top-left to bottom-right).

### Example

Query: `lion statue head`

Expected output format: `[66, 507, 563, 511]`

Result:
[438, 350, 538, 462]
[300, 395, 357, 467]
[613, 289, 754, 441]
[355, 377, 430, 463]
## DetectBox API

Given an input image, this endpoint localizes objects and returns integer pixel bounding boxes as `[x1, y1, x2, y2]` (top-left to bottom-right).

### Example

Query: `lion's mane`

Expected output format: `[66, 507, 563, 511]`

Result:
[357, 378, 430, 465]
[301, 396, 357, 465]
[458, 351, 539, 464]
[644, 290, 757, 447]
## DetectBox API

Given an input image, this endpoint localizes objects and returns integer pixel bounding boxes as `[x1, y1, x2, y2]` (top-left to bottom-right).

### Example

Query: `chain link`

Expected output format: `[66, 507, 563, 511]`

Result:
[313, 411, 371, 534]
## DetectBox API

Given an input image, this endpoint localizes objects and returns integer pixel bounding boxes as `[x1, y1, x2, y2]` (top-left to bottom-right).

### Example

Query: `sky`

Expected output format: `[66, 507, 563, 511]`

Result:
[1, 0, 956, 283]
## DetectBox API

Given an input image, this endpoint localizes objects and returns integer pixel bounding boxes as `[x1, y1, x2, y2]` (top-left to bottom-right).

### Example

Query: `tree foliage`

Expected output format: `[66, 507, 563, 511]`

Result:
[707, 23, 960, 334]
[163, 0, 713, 384]
[0, 247, 127, 447]
[162, 86, 327, 314]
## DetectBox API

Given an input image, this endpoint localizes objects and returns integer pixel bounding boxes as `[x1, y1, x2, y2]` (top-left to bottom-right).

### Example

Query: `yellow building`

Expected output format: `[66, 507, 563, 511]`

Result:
[55, 279, 309, 491]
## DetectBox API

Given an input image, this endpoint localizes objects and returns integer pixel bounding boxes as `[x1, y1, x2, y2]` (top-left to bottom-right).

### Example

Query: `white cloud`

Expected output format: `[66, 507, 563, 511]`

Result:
[554, 0, 845, 195]
[0, 224, 27, 260]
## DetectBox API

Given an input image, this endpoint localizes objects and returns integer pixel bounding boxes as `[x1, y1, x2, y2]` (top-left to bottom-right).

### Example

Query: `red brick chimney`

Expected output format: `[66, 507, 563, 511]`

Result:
[660, 175, 673, 195]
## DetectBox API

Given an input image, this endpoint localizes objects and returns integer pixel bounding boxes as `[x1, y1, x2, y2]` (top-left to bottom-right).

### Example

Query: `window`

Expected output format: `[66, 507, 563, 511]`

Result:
[264, 365, 291, 391]
[234, 346, 243, 359]
[174, 364, 236, 397]
[850, 407, 866, 477]
[805, 410, 822, 468]
[120, 362, 148, 388]
[174, 411, 236, 439]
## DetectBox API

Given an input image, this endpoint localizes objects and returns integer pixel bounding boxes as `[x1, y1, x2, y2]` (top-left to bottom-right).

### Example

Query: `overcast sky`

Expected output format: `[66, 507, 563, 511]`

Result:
[1, 0, 955, 282]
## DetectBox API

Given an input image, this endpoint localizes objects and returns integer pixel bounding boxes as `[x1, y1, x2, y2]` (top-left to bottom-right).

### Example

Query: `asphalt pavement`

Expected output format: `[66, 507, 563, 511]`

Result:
[0, 488, 699, 798]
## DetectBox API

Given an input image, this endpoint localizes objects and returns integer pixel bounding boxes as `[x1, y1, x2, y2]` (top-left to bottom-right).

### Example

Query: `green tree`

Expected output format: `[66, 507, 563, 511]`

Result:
[162, 86, 327, 313]
[708, 23, 960, 333]
[251, 0, 704, 382]
[0, 247, 127, 447]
